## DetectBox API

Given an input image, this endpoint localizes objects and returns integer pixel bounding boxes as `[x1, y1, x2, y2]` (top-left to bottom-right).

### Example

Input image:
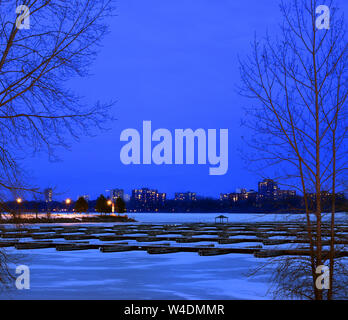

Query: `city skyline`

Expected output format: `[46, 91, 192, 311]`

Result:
[7, 178, 347, 214]
[36, 178, 299, 202]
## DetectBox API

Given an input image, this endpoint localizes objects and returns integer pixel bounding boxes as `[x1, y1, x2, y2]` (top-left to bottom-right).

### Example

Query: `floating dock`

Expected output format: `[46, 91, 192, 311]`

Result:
[0, 221, 347, 257]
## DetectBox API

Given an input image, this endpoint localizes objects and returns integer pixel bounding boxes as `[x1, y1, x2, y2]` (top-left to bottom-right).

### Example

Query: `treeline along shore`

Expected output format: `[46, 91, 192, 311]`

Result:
[2, 194, 348, 216]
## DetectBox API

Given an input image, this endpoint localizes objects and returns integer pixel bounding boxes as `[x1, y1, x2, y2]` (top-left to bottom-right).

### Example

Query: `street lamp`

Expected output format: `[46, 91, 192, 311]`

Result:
[65, 198, 71, 213]
[16, 197, 23, 219]
[107, 199, 115, 214]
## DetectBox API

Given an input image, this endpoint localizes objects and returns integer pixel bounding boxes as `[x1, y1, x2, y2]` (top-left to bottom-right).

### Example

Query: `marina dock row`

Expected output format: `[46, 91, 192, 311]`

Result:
[1, 222, 347, 258]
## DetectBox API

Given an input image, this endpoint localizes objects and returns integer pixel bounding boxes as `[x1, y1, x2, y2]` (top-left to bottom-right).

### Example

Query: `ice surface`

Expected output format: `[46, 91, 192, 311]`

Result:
[2, 249, 273, 300]
[1, 212, 346, 300]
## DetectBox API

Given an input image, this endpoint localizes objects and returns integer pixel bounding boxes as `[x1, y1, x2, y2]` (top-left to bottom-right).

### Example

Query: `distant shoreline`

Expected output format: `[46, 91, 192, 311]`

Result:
[1, 211, 346, 225]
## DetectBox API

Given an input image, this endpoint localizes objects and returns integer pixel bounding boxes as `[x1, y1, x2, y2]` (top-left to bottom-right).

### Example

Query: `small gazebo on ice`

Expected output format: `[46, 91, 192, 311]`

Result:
[215, 215, 228, 224]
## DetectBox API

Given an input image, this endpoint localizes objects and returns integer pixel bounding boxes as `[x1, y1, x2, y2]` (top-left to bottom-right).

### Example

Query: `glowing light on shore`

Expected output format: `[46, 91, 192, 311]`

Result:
[16, 197, 22, 204]
[65, 198, 71, 205]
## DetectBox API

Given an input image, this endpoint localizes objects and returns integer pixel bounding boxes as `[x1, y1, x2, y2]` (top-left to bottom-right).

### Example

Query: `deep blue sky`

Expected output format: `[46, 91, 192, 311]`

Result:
[22, 0, 348, 200]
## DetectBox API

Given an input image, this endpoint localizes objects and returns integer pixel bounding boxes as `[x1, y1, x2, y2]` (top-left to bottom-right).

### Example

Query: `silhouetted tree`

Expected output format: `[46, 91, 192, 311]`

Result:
[95, 195, 111, 214]
[0, 0, 114, 287]
[115, 197, 126, 214]
[74, 197, 88, 213]
[0, 0, 114, 195]
[239, 0, 348, 299]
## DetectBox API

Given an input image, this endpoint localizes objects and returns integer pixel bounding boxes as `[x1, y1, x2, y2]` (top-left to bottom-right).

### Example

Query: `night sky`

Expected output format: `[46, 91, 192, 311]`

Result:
[21, 0, 348, 200]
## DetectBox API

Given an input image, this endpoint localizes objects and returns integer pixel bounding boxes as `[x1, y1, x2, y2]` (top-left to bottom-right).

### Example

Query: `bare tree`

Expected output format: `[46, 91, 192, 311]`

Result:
[0, 0, 114, 195]
[239, 0, 347, 299]
[0, 0, 114, 285]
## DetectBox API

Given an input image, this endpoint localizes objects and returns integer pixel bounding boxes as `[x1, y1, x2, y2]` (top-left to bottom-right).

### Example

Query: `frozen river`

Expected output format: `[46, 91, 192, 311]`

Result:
[1, 212, 346, 300]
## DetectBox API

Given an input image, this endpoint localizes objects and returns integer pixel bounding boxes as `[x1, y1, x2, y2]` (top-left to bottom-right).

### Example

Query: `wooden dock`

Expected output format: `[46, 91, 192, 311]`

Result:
[1, 221, 347, 257]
